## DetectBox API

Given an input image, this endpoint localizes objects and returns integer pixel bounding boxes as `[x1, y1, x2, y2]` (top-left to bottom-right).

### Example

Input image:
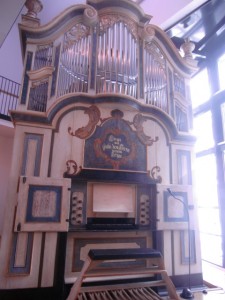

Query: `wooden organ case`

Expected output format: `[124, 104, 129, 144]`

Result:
[0, 0, 203, 297]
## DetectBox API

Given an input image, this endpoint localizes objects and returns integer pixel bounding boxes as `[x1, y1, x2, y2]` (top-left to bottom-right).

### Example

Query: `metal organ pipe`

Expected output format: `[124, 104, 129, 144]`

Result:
[57, 32, 90, 97]
[96, 21, 137, 98]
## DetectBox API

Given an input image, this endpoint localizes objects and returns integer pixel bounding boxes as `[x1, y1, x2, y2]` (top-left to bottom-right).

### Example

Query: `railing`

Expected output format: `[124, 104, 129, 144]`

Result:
[0, 76, 20, 119]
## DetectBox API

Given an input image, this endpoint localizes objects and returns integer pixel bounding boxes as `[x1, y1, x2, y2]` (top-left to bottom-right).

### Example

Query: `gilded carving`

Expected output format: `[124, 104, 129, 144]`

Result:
[140, 25, 155, 43]
[68, 105, 101, 139]
[145, 41, 165, 68]
[64, 23, 90, 50]
[133, 113, 159, 146]
[99, 14, 138, 39]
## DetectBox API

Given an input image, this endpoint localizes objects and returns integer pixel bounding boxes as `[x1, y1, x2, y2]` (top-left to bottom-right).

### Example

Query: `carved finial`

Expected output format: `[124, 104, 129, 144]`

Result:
[180, 38, 195, 60]
[22, 0, 43, 27]
[25, 0, 43, 18]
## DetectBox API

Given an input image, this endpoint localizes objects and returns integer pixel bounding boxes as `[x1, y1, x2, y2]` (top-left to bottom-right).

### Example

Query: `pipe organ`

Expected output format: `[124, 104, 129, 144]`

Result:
[0, 0, 203, 298]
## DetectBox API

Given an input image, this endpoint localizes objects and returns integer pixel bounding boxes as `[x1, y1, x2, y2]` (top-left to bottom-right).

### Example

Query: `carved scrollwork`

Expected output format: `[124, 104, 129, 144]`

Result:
[140, 25, 155, 43]
[68, 105, 101, 139]
[65, 160, 82, 176]
[133, 113, 159, 146]
[149, 166, 162, 183]
[83, 7, 98, 26]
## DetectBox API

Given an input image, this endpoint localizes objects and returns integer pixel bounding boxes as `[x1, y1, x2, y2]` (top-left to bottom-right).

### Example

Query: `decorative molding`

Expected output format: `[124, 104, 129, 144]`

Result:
[9, 233, 33, 275]
[180, 230, 196, 264]
[27, 66, 54, 82]
[21, 133, 43, 176]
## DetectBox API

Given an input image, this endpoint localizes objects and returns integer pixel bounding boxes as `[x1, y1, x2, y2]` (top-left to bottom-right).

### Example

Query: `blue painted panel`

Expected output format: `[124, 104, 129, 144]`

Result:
[9, 233, 33, 274]
[84, 118, 147, 171]
[163, 190, 188, 222]
[21, 134, 43, 176]
[180, 230, 196, 264]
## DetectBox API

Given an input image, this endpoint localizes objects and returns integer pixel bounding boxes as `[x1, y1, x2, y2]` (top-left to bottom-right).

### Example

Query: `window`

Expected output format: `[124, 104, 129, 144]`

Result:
[191, 52, 225, 268]
[218, 53, 225, 90]
[193, 112, 214, 152]
[190, 68, 211, 108]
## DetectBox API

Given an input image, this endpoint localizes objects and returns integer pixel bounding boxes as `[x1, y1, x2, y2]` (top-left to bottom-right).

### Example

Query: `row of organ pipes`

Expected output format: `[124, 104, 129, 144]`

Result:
[96, 21, 137, 97]
[30, 21, 170, 113]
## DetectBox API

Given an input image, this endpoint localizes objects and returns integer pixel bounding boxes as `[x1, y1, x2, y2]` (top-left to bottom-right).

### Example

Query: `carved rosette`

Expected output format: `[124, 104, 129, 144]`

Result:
[140, 25, 155, 43]
[99, 14, 138, 40]
[25, 0, 43, 18]
[83, 7, 98, 26]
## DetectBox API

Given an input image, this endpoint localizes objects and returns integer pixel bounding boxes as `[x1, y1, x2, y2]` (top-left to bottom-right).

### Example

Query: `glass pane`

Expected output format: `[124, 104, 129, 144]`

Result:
[200, 233, 223, 266]
[195, 154, 223, 267]
[193, 111, 214, 152]
[190, 68, 211, 108]
[194, 154, 218, 208]
[218, 53, 225, 90]
[220, 102, 225, 140]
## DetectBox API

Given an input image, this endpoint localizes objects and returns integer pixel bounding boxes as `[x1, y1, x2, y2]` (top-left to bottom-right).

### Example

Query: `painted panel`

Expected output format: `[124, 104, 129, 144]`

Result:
[9, 233, 33, 275]
[156, 184, 193, 230]
[15, 176, 71, 232]
[84, 118, 147, 171]
[21, 133, 43, 176]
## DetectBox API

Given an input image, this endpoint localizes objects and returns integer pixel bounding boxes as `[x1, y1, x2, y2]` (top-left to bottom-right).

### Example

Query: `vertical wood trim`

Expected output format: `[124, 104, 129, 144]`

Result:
[41, 233, 58, 287]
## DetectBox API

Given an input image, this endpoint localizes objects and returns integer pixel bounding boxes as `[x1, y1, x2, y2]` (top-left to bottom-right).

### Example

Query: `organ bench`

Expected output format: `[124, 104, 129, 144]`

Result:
[66, 248, 180, 300]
